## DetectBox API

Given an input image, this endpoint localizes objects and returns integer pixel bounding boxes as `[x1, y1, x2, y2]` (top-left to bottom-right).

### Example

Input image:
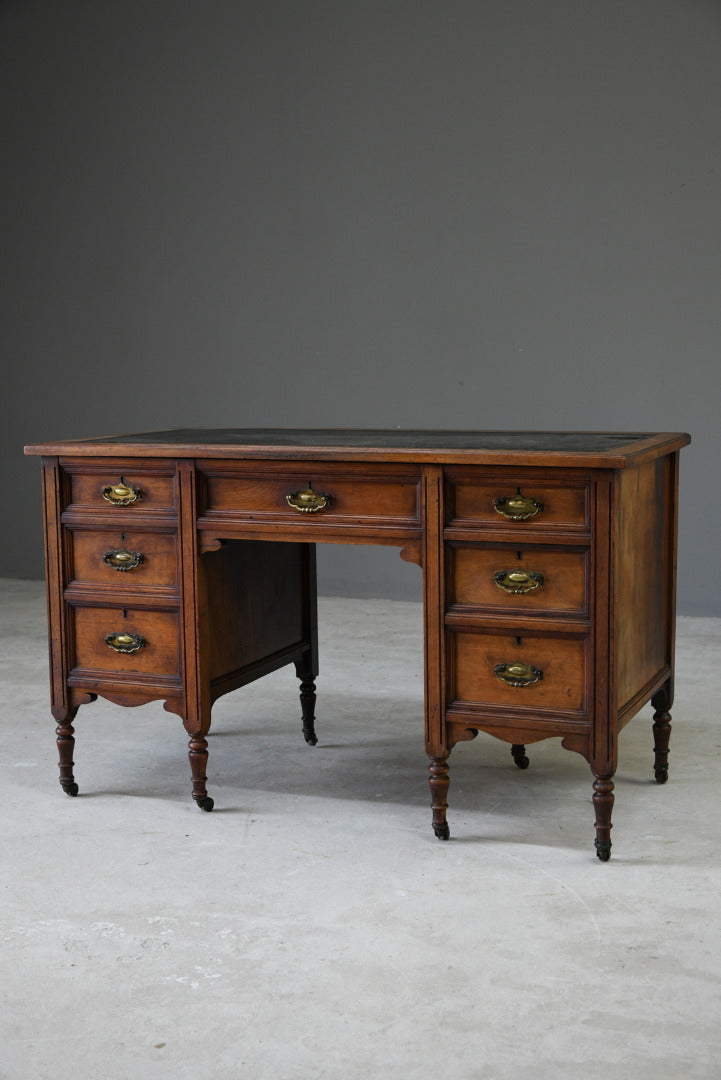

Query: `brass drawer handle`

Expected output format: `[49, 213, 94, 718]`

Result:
[105, 632, 146, 654]
[102, 479, 142, 506]
[494, 662, 543, 687]
[494, 493, 543, 521]
[286, 484, 331, 513]
[103, 549, 144, 572]
[494, 569, 544, 594]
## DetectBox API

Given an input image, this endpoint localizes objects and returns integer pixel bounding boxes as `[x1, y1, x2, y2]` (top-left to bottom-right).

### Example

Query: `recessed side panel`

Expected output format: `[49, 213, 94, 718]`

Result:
[614, 456, 671, 711]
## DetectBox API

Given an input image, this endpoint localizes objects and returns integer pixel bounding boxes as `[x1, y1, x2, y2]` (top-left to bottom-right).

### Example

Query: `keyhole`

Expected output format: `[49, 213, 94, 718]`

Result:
[123, 609, 128, 619]
[515, 636, 522, 646]
[516, 551, 523, 561]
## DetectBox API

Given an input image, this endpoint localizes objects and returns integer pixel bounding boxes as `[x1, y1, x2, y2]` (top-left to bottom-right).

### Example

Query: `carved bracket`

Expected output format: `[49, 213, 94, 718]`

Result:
[399, 540, 422, 567]
[199, 535, 225, 554]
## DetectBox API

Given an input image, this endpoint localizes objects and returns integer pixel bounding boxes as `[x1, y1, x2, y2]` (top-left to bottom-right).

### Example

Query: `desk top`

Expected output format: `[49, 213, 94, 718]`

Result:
[25, 429, 690, 468]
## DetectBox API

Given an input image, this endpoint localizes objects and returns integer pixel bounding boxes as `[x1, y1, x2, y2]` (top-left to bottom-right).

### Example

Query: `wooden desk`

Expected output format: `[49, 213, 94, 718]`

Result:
[25, 429, 690, 859]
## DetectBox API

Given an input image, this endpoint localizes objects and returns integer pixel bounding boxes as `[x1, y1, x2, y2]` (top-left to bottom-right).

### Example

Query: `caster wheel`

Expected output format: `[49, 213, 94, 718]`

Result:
[63, 782, 79, 797]
[433, 823, 450, 841]
[595, 843, 611, 862]
[304, 733, 318, 746]
[654, 769, 668, 784]
[195, 795, 214, 812]
[511, 745, 529, 770]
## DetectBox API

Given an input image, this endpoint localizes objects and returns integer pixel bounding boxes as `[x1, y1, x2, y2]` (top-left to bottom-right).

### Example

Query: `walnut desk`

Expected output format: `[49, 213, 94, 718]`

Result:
[25, 429, 690, 860]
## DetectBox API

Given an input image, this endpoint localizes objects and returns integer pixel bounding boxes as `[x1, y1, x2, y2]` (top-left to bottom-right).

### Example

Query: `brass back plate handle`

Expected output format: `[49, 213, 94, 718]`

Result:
[103, 549, 144, 571]
[286, 484, 331, 513]
[494, 662, 543, 688]
[105, 632, 146, 654]
[102, 479, 142, 506]
[494, 493, 543, 521]
[494, 569, 544, 594]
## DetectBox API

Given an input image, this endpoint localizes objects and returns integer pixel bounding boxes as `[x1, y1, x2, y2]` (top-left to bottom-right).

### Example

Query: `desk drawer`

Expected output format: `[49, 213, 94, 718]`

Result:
[451, 631, 588, 714]
[449, 544, 588, 616]
[71, 607, 180, 677]
[62, 460, 177, 514]
[447, 468, 590, 531]
[69, 529, 178, 587]
[199, 462, 421, 528]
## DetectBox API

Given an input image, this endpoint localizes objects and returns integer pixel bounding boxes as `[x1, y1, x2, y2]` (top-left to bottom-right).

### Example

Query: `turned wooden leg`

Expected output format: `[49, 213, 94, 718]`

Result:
[295, 665, 318, 746]
[54, 707, 79, 797]
[299, 678, 318, 745]
[651, 687, 672, 784]
[511, 743, 530, 770]
[296, 544, 319, 747]
[188, 735, 214, 811]
[592, 773, 615, 861]
[429, 756, 451, 840]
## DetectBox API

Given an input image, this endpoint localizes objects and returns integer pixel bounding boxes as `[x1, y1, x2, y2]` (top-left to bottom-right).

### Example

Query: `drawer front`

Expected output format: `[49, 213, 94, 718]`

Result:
[70, 530, 178, 586]
[448, 469, 589, 530]
[62, 461, 177, 514]
[71, 607, 180, 677]
[200, 462, 421, 527]
[451, 631, 587, 713]
[449, 545, 588, 615]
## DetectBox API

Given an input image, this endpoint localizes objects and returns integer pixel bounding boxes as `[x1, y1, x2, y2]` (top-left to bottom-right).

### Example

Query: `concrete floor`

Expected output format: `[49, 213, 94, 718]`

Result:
[2, 577, 720, 1080]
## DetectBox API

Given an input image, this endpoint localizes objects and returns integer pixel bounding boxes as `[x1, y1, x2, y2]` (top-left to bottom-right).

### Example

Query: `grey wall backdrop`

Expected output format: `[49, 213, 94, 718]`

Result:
[2, 1, 719, 614]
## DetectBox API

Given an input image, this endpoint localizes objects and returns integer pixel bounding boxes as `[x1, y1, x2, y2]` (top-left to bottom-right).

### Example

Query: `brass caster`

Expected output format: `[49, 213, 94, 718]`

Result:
[511, 744, 530, 770]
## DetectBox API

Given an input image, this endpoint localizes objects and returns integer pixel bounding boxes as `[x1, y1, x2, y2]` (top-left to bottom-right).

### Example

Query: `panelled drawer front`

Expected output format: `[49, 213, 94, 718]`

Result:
[447, 468, 590, 530]
[71, 607, 180, 677]
[449, 545, 588, 615]
[452, 632, 587, 713]
[62, 460, 177, 514]
[70, 529, 178, 586]
[200, 462, 421, 526]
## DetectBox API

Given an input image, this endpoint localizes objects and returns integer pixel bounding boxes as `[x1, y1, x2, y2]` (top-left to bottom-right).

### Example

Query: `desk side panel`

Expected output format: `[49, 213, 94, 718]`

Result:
[41, 457, 72, 719]
[613, 455, 674, 715]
